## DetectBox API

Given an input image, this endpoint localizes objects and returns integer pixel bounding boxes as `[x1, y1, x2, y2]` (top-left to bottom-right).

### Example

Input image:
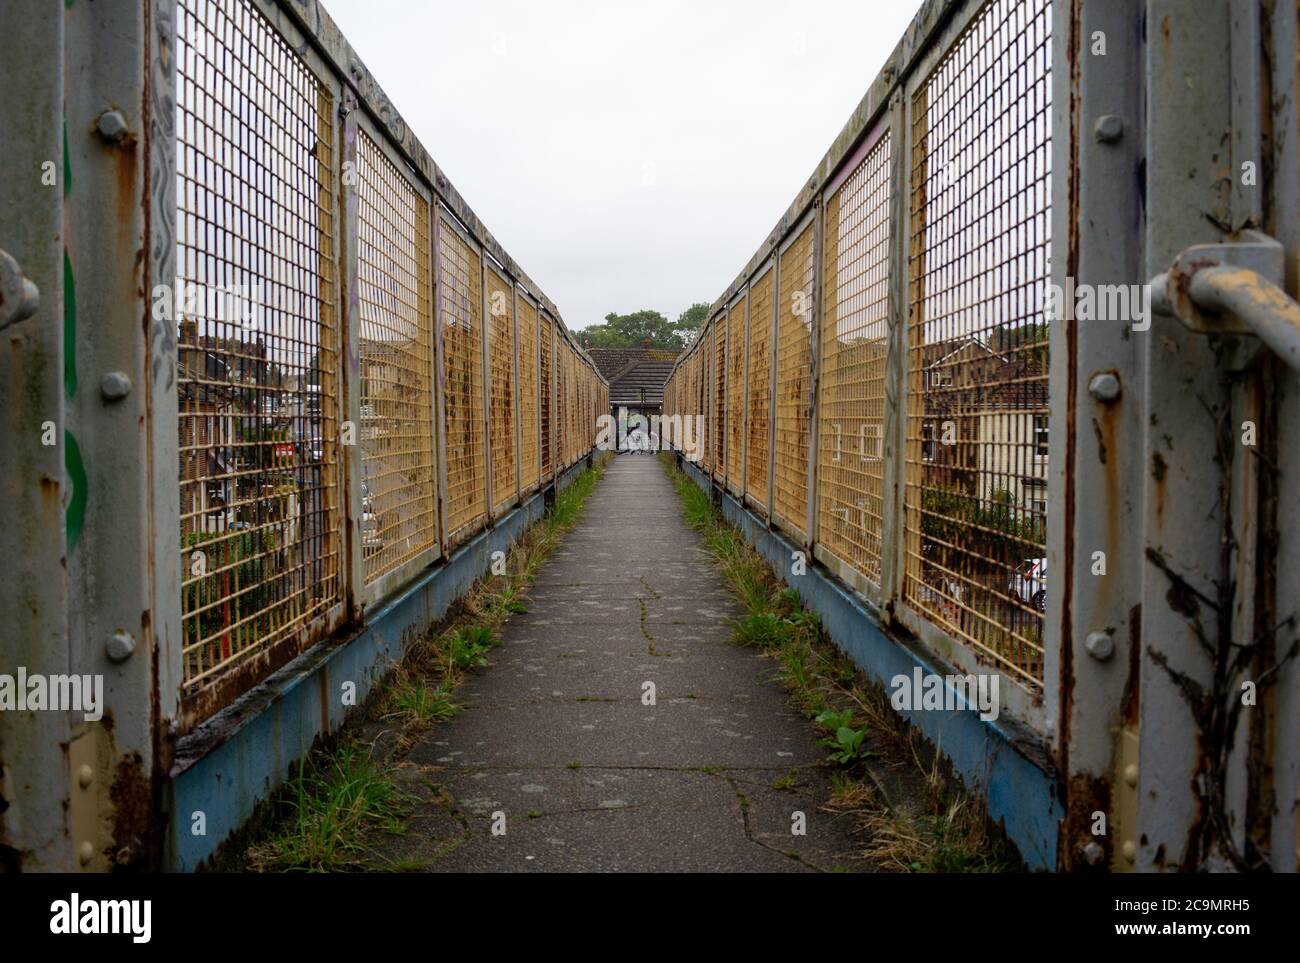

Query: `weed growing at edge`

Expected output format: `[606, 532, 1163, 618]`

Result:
[658, 452, 1021, 873]
[244, 457, 610, 871]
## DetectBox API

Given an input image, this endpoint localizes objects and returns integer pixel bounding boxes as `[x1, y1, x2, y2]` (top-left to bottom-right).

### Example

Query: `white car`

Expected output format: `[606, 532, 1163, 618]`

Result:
[1010, 558, 1047, 612]
[361, 510, 383, 556]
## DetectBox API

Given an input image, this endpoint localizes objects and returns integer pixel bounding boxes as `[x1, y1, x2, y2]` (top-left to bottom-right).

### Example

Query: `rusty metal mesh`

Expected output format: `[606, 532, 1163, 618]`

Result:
[539, 311, 553, 477]
[517, 295, 540, 491]
[817, 131, 891, 583]
[713, 318, 728, 478]
[772, 223, 816, 536]
[903, 0, 1052, 689]
[703, 329, 716, 472]
[356, 130, 437, 584]
[176, 0, 342, 696]
[745, 269, 773, 507]
[560, 346, 572, 466]
[486, 267, 516, 510]
[437, 217, 487, 539]
[726, 298, 747, 492]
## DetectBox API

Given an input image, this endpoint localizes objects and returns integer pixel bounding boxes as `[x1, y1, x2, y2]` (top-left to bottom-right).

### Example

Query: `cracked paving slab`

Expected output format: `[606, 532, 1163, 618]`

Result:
[395, 455, 869, 872]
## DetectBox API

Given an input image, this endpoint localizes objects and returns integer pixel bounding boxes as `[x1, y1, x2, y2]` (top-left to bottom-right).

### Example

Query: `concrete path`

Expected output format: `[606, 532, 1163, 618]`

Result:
[392, 455, 865, 872]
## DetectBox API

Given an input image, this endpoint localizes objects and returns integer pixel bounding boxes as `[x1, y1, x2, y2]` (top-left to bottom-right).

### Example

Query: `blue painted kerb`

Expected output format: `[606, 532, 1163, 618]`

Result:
[164, 458, 592, 871]
[680, 458, 1063, 870]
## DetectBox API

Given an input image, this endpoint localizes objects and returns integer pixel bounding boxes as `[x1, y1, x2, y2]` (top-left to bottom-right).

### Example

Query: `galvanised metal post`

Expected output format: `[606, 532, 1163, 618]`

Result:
[1138, 0, 1267, 871]
[805, 192, 824, 547]
[878, 91, 907, 610]
[63, 0, 180, 870]
[1049, 0, 1146, 872]
[512, 283, 521, 502]
[766, 248, 781, 525]
[0, 0, 72, 871]
[1265, 0, 1300, 872]
[534, 295, 542, 489]
[339, 89, 364, 616]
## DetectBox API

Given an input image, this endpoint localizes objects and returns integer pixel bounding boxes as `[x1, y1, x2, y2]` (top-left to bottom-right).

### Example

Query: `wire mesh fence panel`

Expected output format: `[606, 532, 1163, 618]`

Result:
[485, 266, 516, 511]
[817, 130, 892, 584]
[176, 0, 342, 699]
[560, 347, 571, 466]
[437, 216, 488, 540]
[702, 328, 715, 472]
[726, 298, 747, 492]
[539, 313, 553, 476]
[356, 130, 437, 584]
[571, 353, 580, 458]
[714, 319, 728, 479]
[581, 366, 590, 451]
[903, 0, 1052, 690]
[773, 222, 816, 537]
[746, 268, 774, 508]
[517, 295, 540, 491]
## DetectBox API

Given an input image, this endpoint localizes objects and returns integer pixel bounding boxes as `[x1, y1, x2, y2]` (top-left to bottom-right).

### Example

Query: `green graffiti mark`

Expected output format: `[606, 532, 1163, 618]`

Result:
[65, 430, 87, 551]
[64, 248, 76, 398]
[63, 116, 70, 195]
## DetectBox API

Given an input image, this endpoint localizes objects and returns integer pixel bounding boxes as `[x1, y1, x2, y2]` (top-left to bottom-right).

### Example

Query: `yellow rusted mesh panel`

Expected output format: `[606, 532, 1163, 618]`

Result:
[586, 366, 593, 449]
[572, 354, 580, 457]
[726, 299, 746, 491]
[904, 0, 1051, 690]
[539, 314, 553, 475]
[773, 223, 816, 536]
[703, 330, 715, 472]
[558, 348, 568, 464]
[437, 220, 486, 538]
[817, 131, 891, 584]
[356, 131, 437, 584]
[177, 0, 341, 699]
[517, 297, 540, 489]
[713, 319, 727, 478]
[746, 269, 773, 508]
[561, 348, 570, 465]
[486, 268, 516, 510]
[693, 349, 703, 459]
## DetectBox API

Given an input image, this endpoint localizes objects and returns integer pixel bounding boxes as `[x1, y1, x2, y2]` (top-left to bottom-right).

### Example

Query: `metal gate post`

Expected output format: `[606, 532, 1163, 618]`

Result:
[62, 0, 180, 870]
[339, 90, 364, 612]
[1050, 0, 1147, 872]
[1265, 0, 1300, 872]
[0, 0, 72, 872]
[1138, 0, 1268, 871]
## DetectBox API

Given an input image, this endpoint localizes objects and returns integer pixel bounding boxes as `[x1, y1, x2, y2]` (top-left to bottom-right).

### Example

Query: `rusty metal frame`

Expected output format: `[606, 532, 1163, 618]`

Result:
[351, 115, 442, 608]
[176, 0, 351, 727]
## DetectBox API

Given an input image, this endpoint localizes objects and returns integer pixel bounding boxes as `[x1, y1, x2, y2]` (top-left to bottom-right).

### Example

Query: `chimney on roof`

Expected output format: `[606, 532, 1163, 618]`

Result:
[640, 337, 653, 348]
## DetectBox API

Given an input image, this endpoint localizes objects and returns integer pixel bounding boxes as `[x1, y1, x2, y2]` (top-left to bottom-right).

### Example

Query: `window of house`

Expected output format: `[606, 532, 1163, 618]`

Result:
[1034, 415, 1049, 457]
[861, 423, 881, 461]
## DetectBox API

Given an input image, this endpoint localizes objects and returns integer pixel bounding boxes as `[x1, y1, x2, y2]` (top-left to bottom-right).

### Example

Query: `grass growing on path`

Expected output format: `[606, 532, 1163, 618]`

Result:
[659, 453, 1021, 873]
[243, 457, 610, 872]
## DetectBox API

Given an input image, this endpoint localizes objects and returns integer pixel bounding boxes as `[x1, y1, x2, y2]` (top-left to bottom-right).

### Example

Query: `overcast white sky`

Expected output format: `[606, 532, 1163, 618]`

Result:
[324, 0, 919, 334]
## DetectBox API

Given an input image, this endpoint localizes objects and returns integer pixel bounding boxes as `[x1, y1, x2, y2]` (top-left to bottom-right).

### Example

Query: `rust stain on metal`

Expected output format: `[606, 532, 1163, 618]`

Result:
[40, 474, 60, 508]
[1060, 774, 1111, 872]
[1057, 0, 1083, 775]
[109, 752, 153, 869]
[1122, 603, 1142, 728]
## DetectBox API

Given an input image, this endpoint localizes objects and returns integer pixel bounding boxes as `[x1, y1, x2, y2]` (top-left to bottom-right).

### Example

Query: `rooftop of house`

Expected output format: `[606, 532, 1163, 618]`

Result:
[586, 346, 680, 408]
